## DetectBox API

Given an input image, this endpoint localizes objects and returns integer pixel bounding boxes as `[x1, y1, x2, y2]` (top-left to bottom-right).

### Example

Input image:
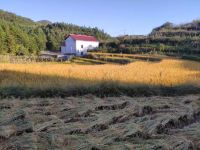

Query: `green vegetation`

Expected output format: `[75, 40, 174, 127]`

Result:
[1, 9, 200, 58]
[89, 53, 163, 62]
[99, 21, 200, 56]
[0, 10, 110, 55]
[182, 55, 200, 62]
[70, 57, 107, 65]
[88, 55, 134, 64]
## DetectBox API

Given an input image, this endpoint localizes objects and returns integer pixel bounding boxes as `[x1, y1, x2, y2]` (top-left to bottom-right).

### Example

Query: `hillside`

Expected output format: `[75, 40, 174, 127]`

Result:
[37, 20, 52, 25]
[101, 21, 200, 55]
[0, 10, 111, 55]
[0, 10, 36, 26]
[151, 21, 200, 37]
[1, 9, 200, 56]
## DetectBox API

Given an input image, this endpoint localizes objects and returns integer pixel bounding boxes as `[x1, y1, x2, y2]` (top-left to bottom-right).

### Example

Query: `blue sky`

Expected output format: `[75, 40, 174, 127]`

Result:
[1, 0, 200, 36]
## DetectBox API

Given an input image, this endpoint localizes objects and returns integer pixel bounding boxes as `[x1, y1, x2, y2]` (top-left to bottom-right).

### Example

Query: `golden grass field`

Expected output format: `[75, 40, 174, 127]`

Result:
[0, 59, 200, 90]
[1, 58, 200, 149]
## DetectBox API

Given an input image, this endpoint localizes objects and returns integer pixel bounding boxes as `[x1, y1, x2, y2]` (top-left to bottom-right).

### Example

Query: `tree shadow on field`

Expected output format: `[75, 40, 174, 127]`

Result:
[0, 70, 199, 98]
[179, 60, 200, 71]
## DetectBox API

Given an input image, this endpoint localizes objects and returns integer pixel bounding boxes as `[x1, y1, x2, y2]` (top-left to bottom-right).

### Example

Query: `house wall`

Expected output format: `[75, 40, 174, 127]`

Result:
[61, 37, 76, 54]
[76, 40, 99, 55]
[61, 36, 99, 55]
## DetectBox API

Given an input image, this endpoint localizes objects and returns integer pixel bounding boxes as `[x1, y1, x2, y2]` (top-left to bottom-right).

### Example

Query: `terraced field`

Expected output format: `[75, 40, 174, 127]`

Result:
[0, 95, 200, 149]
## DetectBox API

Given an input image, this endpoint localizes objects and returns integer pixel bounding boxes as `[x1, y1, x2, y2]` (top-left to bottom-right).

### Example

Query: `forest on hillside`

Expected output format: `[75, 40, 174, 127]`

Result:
[0, 9, 200, 56]
[100, 21, 200, 55]
[0, 10, 110, 55]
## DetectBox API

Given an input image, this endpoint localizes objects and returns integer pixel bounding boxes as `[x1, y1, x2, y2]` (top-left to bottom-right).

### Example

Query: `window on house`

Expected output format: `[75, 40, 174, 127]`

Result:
[81, 45, 84, 48]
[88, 45, 92, 49]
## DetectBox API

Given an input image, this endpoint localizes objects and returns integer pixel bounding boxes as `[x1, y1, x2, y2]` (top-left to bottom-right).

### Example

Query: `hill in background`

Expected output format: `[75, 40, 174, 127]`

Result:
[37, 20, 52, 25]
[0, 10, 110, 55]
[0, 9, 200, 56]
[101, 21, 200, 56]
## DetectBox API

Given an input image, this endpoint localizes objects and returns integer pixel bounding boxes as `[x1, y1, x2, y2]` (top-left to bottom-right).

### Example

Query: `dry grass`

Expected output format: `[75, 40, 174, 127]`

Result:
[0, 95, 200, 149]
[0, 59, 200, 87]
[0, 58, 200, 149]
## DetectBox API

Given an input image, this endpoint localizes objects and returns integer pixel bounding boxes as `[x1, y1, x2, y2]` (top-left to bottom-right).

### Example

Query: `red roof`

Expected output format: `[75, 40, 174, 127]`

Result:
[66, 34, 98, 42]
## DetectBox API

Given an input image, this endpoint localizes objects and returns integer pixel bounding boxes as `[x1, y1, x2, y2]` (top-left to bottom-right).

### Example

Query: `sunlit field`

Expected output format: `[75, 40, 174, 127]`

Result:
[0, 59, 200, 97]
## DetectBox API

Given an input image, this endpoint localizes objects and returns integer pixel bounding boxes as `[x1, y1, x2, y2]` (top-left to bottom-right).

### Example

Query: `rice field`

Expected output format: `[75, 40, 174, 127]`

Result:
[1, 95, 200, 149]
[0, 59, 200, 87]
[0, 58, 200, 149]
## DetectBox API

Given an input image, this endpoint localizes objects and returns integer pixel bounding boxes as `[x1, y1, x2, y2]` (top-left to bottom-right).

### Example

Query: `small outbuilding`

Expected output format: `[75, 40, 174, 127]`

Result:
[61, 34, 99, 56]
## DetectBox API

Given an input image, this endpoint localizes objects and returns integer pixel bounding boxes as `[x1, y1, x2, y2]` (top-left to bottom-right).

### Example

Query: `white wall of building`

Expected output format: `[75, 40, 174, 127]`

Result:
[76, 40, 99, 55]
[61, 36, 99, 55]
[61, 37, 76, 54]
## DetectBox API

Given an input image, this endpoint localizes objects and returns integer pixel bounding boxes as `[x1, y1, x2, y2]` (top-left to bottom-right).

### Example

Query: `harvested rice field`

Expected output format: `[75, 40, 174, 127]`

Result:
[0, 95, 200, 149]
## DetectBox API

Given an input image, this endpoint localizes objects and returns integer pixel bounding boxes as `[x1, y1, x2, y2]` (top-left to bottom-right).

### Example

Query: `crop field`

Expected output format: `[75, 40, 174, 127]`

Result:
[0, 95, 200, 149]
[0, 58, 200, 97]
[0, 57, 200, 149]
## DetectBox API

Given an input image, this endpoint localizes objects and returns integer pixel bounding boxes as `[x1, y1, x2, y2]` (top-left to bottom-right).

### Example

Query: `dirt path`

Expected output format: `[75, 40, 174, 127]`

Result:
[0, 95, 200, 149]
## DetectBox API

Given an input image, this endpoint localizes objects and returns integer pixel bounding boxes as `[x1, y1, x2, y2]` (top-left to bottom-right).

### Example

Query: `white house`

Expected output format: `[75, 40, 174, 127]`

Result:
[61, 34, 99, 56]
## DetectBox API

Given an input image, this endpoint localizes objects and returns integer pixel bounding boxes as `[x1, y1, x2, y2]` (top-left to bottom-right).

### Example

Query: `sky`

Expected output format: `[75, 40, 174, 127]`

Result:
[1, 0, 200, 36]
